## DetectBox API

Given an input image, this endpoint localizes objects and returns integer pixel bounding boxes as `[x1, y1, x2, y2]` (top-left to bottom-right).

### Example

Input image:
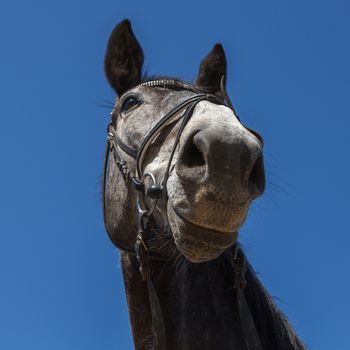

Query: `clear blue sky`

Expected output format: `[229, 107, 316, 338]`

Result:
[1, 0, 349, 349]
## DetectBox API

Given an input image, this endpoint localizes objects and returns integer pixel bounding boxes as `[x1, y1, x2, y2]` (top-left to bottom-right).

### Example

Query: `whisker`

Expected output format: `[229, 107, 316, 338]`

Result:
[98, 104, 114, 109]
[176, 256, 189, 275]
[157, 249, 180, 281]
[102, 99, 115, 106]
[175, 255, 185, 275]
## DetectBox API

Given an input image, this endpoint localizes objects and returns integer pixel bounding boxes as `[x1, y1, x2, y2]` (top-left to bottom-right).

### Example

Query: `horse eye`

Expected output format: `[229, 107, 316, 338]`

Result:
[121, 96, 141, 113]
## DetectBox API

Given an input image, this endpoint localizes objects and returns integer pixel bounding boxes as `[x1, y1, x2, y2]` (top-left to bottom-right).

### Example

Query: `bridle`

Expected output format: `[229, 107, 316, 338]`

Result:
[102, 78, 264, 350]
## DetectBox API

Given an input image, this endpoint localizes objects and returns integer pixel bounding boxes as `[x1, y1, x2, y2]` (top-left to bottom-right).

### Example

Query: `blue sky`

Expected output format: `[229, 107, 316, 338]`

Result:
[1, 0, 349, 349]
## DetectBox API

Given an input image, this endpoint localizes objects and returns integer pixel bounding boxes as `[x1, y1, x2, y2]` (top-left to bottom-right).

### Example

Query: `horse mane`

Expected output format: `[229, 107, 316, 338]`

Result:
[245, 259, 307, 349]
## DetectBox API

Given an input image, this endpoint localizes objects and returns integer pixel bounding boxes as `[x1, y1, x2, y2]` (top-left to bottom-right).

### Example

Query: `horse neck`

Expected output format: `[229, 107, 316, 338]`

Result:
[120, 251, 306, 350]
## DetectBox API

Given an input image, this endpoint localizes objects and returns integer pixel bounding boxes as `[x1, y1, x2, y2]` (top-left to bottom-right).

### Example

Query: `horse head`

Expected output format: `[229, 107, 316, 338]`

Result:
[103, 19, 265, 263]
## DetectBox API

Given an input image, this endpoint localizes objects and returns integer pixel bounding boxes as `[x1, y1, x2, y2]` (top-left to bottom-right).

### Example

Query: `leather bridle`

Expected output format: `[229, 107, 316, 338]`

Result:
[102, 78, 264, 350]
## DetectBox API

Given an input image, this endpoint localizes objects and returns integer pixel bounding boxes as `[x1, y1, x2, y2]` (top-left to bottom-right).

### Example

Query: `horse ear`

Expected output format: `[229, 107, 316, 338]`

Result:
[104, 19, 144, 95]
[195, 43, 227, 95]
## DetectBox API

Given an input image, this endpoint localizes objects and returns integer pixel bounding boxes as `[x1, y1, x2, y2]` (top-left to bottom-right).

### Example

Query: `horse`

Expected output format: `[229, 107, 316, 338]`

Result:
[102, 19, 306, 350]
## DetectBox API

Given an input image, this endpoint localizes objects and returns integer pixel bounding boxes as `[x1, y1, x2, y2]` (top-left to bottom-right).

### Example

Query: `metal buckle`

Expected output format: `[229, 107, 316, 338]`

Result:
[135, 207, 151, 280]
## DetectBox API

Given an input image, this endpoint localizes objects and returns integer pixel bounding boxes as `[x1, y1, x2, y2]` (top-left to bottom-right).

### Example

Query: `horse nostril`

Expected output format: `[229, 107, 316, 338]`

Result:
[180, 135, 206, 168]
[248, 154, 265, 197]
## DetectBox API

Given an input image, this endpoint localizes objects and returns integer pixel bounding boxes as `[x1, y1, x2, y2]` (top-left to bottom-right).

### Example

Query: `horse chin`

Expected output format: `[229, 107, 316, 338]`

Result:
[167, 203, 238, 263]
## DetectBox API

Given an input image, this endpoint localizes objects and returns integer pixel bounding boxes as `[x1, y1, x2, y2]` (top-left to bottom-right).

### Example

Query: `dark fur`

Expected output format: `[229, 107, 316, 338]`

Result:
[120, 249, 306, 350]
[105, 19, 144, 95]
[104, 19, 307, 350]
[196, 43, 227, 95]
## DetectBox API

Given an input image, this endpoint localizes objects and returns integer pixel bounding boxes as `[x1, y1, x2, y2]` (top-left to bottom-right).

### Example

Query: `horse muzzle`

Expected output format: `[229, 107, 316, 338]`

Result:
[166, 106, 265, 261]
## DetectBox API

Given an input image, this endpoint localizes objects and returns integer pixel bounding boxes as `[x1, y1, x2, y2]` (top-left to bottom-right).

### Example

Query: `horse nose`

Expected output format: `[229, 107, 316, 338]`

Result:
[176, 127, 265, 197]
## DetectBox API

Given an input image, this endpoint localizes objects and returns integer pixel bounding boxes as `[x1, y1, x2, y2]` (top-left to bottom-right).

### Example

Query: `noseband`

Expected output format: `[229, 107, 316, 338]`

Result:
[102, 79, 263, 350]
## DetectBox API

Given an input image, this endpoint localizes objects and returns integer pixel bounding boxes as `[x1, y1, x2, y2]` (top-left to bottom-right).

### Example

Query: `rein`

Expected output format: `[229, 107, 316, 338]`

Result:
[102, 79, 263, 350]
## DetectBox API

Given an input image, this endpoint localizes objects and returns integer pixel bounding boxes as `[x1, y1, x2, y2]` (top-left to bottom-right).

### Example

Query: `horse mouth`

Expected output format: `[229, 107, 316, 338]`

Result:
[167, 203, 238, 263]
